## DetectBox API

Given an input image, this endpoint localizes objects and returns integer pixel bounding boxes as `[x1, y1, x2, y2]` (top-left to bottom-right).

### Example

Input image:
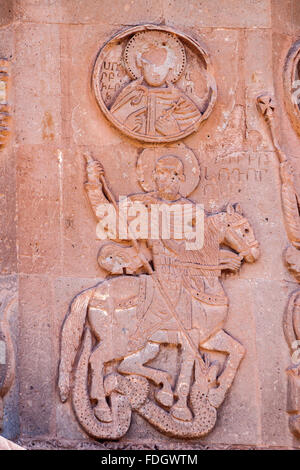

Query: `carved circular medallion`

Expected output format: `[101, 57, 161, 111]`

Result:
[284, 39, 300, 136]
[136, 143, 200, 197]
[93, 25, 216, 143]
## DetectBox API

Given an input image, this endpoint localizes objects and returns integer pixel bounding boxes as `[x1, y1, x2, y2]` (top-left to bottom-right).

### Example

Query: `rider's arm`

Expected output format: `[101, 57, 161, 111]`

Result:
[84, 159, 109, 220]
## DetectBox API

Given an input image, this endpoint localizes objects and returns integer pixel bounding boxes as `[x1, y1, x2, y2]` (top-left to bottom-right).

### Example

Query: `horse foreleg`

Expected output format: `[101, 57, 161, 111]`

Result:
[171, 344, 194, 422]
[201, 329, 245, 408]
[118, 340, 174, 407]
[89, 345, 113, 423]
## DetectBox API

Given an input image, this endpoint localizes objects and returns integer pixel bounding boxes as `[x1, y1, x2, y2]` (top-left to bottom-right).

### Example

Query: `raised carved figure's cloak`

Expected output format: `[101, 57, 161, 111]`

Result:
[110, 79, 201, 139]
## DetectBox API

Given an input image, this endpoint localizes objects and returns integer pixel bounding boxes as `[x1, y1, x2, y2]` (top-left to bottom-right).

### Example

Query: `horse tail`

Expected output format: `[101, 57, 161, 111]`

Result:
[0, 297, 16, 398]
[283, 290, 300, 349]
[58, 286, 96, 403]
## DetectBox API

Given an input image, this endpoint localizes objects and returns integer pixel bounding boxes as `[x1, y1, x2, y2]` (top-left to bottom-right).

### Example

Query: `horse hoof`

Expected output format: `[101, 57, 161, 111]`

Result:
[208, 387, 226, 408]
[171, 404, 193, 422]
[104, 373, 120, 395]
[155, 389, 173, 408]
[94, 404, 113, 423]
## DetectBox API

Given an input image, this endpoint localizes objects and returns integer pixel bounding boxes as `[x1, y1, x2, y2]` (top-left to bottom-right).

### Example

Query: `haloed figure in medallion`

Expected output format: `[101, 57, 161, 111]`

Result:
[110, 31, 202, 140]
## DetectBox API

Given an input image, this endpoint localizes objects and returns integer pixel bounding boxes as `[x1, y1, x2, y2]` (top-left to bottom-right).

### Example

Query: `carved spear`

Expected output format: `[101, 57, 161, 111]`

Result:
[256, 93, 287, 163]
[256, 93, 300, 246]
[83, 152, 208, 373]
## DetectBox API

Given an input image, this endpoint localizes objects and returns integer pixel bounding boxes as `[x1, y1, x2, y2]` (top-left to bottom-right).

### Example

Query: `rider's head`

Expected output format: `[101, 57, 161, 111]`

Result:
[153, 155, 185, 200]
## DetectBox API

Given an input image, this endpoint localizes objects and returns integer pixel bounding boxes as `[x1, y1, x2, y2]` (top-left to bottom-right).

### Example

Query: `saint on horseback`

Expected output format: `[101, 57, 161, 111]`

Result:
[58, 145, 260, 439]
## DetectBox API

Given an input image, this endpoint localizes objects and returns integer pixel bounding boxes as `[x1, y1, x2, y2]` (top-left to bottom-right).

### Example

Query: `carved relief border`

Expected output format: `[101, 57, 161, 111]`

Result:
[284, 39, 300, 137]
[257, 93, 300, 438]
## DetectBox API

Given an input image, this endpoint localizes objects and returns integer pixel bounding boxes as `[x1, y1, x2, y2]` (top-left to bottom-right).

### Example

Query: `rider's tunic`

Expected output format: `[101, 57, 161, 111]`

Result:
[131, 194, 228, 344]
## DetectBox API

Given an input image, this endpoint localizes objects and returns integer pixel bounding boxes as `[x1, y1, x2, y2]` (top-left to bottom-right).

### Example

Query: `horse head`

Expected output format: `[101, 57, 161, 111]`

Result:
[223, 203, 260, 263]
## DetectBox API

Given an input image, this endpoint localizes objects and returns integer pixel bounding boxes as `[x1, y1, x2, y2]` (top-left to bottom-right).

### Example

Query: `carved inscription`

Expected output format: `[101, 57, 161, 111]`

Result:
[284, 40, 300, 137]
[202, 151, 270, 199]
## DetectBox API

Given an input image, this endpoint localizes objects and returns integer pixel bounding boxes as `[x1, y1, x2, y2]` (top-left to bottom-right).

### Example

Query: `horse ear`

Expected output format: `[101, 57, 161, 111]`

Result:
[233, 203, 243, 215]
[226, 203, 234, 215]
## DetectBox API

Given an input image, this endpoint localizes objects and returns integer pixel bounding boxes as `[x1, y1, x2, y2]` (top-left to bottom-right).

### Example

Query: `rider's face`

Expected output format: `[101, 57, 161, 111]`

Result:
[154, 164, 183, 199]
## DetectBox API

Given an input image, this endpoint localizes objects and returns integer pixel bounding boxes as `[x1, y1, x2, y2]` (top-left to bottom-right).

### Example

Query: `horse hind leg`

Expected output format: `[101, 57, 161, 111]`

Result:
[118, 339, 174, 408]
[170, 346, 194, 422]
[201, 329, 245, 408]
[89, 345, 113, 423]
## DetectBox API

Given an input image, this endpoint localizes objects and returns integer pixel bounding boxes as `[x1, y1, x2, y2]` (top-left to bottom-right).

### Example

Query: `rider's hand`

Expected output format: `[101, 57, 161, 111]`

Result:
[219, 250, 242, 272]
[87, 160, 104, 184]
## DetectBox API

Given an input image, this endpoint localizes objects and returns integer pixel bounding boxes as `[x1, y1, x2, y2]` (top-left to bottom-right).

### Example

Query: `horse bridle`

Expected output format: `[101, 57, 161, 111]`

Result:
[225, 217, 259, 258]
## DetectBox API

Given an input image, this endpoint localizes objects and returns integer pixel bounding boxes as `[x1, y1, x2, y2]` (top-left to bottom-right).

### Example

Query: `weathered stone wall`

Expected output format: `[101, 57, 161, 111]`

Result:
[1, 0, 300, 450]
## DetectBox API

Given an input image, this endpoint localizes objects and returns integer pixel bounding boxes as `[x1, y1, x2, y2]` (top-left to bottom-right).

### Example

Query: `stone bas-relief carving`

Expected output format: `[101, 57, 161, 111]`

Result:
[258, 94, 300, 438]
[284, 40, 300, 138]
[0, 436, 24, 451]
[93, 25, 216, 143]
[58, 146, 260, 440]
[280, 169, 300, 437]
[0, 298, 15, 433]
[0, 58, 14, 439]
[281, 164, 300, 437]
[0, 59, 10, 148]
